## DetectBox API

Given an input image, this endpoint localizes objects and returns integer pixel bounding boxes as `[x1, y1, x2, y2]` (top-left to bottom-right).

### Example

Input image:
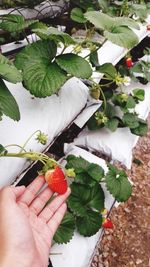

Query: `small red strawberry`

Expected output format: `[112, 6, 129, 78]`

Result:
[102, 218, 113, 229]
[45, 166, 68, 194]
[147, 25, 150, 31]
[125, 57, 133, 68]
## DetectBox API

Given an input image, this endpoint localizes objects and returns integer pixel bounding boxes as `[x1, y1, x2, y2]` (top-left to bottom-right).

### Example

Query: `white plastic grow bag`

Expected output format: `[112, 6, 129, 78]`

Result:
[50, 144, 115, 267]
[73, 81, 150, 169]
[0, 77, 96, 187]
[0, 0, 69, 20]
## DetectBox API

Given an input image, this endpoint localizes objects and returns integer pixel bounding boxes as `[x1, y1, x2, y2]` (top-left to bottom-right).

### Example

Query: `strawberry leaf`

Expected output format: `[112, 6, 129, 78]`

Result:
[71, 7, 87, 23]
[56, 53, 92, 79]
[33, 26, 75, 45]
[0, 14, 37, 32]
[76, 210, 102, 237]
[0, 79, 20, 121]
[53, 212, 75, 244]
[105, 164, 132, 202]
[96, 63, 117, 80]
[66, 155, 90, 173]
[68, 183, 104, 216]
[15, 40, 67, 97]
[0, 54, 22, 83]
[104, 26, 138, 49]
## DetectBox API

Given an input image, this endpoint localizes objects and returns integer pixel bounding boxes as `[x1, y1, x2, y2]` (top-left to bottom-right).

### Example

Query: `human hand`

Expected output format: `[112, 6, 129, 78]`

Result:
[0, 176, 70, 267]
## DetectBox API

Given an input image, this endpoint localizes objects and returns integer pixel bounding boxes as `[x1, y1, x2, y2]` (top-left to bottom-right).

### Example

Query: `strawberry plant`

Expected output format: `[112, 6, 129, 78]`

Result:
[87, 62, 148, 136]
[0, 53, 22, 121]
[0, 131, 132, 244]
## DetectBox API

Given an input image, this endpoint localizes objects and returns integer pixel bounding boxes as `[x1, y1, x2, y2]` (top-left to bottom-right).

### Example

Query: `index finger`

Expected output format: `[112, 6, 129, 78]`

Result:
[18, 176, 45, 206]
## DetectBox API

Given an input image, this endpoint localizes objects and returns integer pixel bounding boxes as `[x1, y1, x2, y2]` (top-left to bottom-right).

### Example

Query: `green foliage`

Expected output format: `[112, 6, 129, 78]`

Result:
[66, 154, 104, 183]
[96, 63, 117, 79]
[33, 26, 75, 45]
[15, 40, 67, 97]
[71, 7, 87, 23]
[132, 89, 145, 101]
[56, 53, 92, 79]
[68, 183, 104, 216]
[0, 54, 21, 121]
[104, 26, 138, 49]
[85, 11, 139, 48]
[76, 210, 102, 237]
[0, 14, 37, 33]
[0, 79, 20, 121]
[105, 164, 132, 202]
[53, 212, 75, 244]
[0, 144, 7, 155]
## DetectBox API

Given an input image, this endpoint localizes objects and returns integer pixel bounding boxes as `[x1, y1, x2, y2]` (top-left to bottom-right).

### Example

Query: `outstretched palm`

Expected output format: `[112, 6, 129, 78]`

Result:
[0, 176, 70, 267]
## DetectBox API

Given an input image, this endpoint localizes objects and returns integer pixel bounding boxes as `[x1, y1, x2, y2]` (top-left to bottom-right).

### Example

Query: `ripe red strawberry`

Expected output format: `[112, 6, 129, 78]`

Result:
[125, 57, 133, 68]
[147, 25, 150, 31]
[45, 167, 68, 194]
[102, 218, 113, 229]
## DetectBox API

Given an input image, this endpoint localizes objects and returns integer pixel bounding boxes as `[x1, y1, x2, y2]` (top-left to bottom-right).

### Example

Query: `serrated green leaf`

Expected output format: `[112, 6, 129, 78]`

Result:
[89, 50, 99, 67]
[15, 40, 57, 70]
[68, 183, 91, 216]
[71, 7, 87, 23]
[114, 17, 140, 30]
[0, 53, 22, 83]
[104, 26, 139, 49]
[0, 53, 12, 65]
[96, 63, 117, 79]
[0, 14, 37, 32]
[76, 210, 102, 237]
[56, 53, 92, 79]
[0, 64, 22, 83]
[87, 114, 102, 130]
[0, 79, 20, 121]
[105, 103, 116, 119]
[23, 61, 67, 97]
[98, 0, 109, 12]
[131, 120, 148, 136]
[87, 163, 104, 182]
[106, 118, 119, 132]
[105, 165, 132, 202]
[88, 184, 104, 211]
[132, 89, 145, 101]
[85, 11, 139, 31]
[66, 155, 90, 173]
[122, 112, 139, 129]
[53, 212, 75, 244]
[33, 27, 75, 45]
[15, 40, 67, 97]
[85, 11, 114, 31]
[68, 183, 104, 216]
[75, 172, 97, 187]
[126, 96, 136, 109]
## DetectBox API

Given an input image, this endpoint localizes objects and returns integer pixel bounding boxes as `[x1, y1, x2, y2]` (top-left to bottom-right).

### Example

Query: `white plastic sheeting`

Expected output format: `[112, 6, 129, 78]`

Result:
[0, 77, 90, 187]
[0, 0, 69, 20]
[50, 144, 115, 267]
[73, 82, 150, 169]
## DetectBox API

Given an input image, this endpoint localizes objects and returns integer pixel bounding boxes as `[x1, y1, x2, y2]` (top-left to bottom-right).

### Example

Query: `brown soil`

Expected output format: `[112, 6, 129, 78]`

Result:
[90, 114, 150, 267]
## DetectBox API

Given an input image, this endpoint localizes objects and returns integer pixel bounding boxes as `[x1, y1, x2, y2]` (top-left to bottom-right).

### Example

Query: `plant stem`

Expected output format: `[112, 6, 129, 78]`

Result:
[4, 144, 27, 152]
[19, 130, 41, 153]
[99, 86, 107, 112]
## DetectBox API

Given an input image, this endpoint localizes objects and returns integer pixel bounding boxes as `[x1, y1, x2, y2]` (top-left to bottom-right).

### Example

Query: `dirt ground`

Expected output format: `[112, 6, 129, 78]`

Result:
[90, 114, 150, 267]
